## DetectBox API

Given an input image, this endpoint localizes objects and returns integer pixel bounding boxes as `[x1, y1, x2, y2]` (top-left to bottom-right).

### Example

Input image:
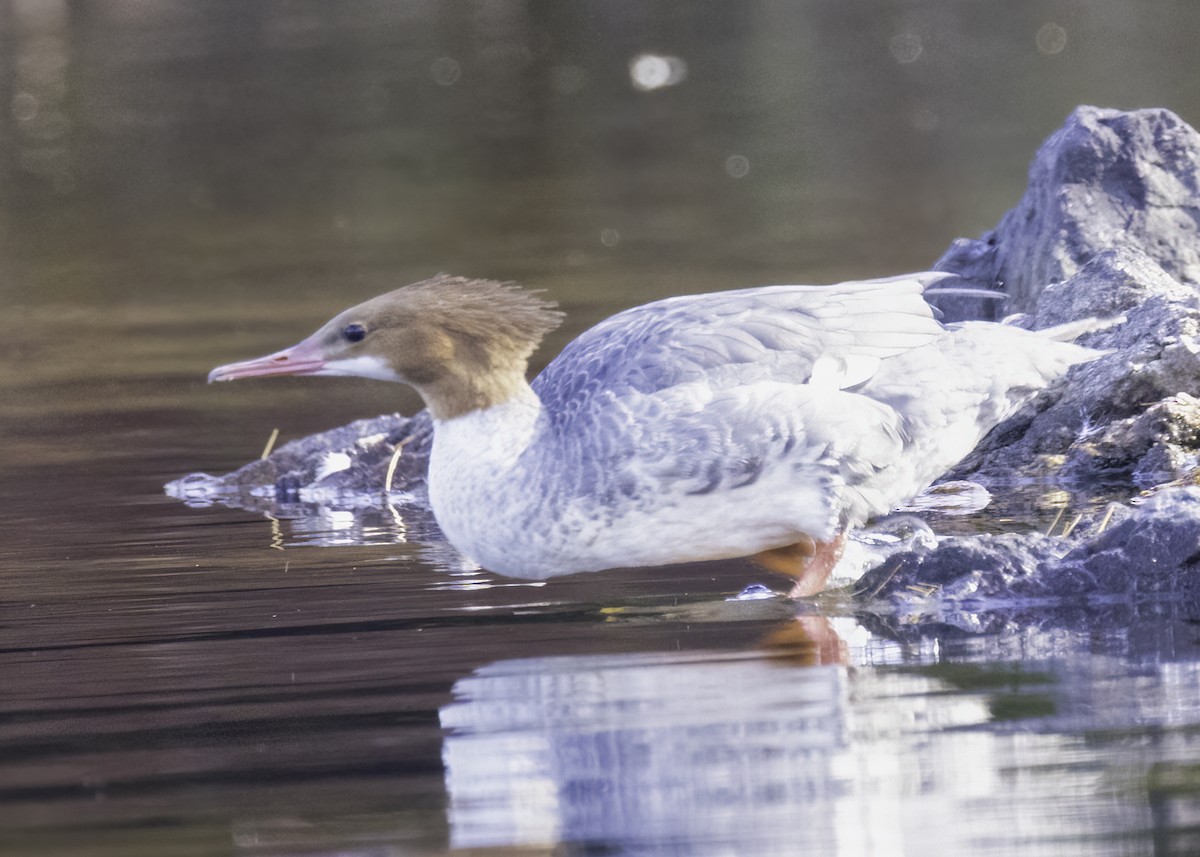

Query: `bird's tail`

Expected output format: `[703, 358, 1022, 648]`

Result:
[1034, 315, 1125, 343]
[1027, 315, 1123, 371]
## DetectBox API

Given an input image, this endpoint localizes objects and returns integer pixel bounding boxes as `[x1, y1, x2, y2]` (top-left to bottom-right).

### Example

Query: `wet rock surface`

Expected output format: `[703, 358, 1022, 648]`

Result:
[857, 487, 1200, 632]
[165, 410, 440, 542]
[866, 489, 1191, 604]
[170, 104, 1200, 618]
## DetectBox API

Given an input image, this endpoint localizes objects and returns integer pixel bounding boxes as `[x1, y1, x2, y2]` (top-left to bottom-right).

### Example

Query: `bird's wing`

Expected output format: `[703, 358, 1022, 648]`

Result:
[533, 273, 949, 422]
[538, 375, 914, 541]
[530, 274, 949, 533]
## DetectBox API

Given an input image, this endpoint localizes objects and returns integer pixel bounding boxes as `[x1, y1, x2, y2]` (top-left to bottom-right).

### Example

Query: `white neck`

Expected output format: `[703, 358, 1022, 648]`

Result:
[431, 386, 543, 460]
[426, 388, 545, 563]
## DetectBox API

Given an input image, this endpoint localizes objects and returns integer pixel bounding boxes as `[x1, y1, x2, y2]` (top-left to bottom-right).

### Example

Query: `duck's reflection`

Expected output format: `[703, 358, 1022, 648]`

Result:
[438, 609, 1200, 856]
[439, 626, 993, 854]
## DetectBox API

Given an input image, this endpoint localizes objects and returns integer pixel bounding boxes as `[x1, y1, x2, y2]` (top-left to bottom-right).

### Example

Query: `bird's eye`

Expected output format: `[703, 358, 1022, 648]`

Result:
[343, 323, 367, 343]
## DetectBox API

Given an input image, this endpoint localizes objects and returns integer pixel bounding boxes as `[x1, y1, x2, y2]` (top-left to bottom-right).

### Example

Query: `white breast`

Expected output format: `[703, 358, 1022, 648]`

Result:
[427, 394, 548, 573]
[426, 388, 844, 579]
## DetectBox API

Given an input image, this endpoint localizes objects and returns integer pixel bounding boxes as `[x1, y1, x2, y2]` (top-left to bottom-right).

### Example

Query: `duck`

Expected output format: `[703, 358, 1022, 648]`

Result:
[208, 273, 1107, 594]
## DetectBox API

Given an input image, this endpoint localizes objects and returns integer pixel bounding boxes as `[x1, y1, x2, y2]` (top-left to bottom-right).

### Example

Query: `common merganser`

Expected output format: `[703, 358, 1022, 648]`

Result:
[208, 273, 1106, 594]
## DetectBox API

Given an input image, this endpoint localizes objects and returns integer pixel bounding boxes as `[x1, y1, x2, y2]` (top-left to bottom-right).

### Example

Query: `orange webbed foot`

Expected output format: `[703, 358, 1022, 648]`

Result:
[752, 532, 847, 597]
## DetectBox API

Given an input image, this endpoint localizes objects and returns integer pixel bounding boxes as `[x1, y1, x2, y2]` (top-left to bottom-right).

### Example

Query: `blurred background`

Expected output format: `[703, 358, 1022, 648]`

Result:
[9, 0, 1200, 298]
[5, 0, 1200, 449]
[6, 3, 1200, 856]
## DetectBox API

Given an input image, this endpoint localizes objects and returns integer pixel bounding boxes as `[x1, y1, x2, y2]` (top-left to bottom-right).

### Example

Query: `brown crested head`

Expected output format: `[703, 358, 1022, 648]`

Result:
[209, 274, 564, 420]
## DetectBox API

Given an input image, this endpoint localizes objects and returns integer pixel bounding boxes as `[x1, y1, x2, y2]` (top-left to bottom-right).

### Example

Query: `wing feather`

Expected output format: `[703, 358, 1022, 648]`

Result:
[526, 274, 951, 532]
[533, 274, 948, 415]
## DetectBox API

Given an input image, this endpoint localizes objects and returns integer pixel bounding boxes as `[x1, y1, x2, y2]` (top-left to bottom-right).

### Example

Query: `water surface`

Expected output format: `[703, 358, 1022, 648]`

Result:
[5, 2, 1200, 855]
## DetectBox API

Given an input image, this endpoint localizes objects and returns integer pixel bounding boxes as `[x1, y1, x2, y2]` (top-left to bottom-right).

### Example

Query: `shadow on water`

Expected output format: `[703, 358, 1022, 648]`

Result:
[6, 1, 1200, 855]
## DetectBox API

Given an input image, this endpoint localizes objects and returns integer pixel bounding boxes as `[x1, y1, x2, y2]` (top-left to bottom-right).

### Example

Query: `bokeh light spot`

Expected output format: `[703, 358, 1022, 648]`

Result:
[889, 32, 923, 64]
[12, 91, 38, 122]
[1036, 23, 1067, 55]
[629, 54, 688, 91]
[725, 154, 750, 179]
[430, 56, 462, 86]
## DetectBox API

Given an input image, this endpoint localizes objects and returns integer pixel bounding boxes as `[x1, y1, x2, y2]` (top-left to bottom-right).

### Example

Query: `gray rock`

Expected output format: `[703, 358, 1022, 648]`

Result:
[860, 487, 1200, 618]
[935, 105, 1200, 312]
[165, 411, 437, 544]
[950, 247, 1200, 485]
[935, 107, 1200, 489]
[856, 530, 1069, 601]
[1058, 487, 1200, 596]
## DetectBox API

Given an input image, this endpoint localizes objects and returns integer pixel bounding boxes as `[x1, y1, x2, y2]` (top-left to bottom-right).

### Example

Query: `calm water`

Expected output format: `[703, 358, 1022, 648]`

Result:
[5, 2, 1200, 855]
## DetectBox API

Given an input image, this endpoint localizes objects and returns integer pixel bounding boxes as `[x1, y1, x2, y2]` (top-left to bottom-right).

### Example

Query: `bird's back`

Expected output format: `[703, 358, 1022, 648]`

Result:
[533, 273, 950, 414]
